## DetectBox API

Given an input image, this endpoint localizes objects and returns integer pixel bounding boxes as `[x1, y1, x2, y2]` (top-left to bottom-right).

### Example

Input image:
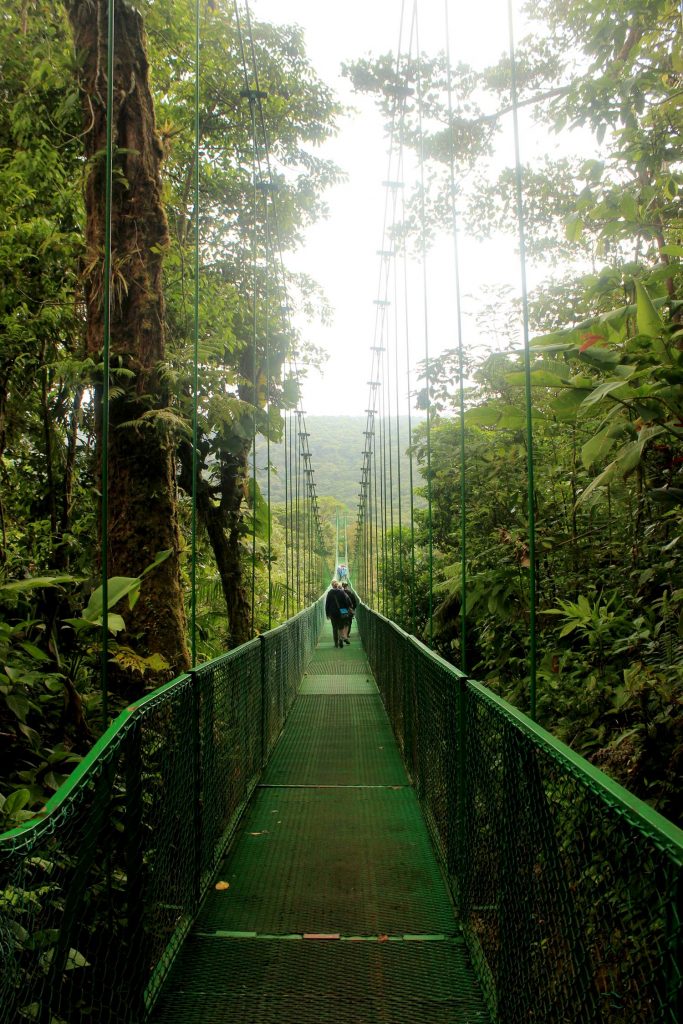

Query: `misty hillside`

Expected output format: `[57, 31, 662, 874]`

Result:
[256, 415, 424, 512]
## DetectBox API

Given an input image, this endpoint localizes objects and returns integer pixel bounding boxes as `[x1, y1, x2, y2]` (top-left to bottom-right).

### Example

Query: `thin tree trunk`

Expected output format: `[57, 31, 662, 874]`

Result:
[65, 0, 189, 688]
[178, 439, 252, 647]
[40, 357, 58, 544]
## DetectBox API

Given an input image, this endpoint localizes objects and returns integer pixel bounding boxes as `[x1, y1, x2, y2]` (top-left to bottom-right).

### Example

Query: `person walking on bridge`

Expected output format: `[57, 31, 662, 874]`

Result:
[325, 579, 352, 648]
[340, 582, 357, 644]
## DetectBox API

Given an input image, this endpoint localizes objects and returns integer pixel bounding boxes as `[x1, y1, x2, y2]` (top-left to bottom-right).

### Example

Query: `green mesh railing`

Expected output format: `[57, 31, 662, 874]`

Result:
[0, 598, 325, 1024]
[357, 603, 682, 1024]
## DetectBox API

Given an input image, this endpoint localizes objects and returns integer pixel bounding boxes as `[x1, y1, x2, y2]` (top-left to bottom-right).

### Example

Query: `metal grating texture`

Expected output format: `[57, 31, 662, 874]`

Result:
[196, 639, 263, 887]
[0, 675, 198, 1024]
[262, 601, 325, 757]
[306, 654, 372, 675]
[151, 936, 491, 1024]
[195, 786, 456, 936]
[260, 694, 408, 785]
[298, 673, 377, 694]
[357, 603, 683, 1024]
[0, 598, 325, 1024]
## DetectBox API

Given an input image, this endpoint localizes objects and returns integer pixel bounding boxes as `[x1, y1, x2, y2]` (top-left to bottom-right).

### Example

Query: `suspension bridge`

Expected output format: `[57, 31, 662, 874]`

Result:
[1, 0, 682, 1022]
[1, 599, 681, 1023]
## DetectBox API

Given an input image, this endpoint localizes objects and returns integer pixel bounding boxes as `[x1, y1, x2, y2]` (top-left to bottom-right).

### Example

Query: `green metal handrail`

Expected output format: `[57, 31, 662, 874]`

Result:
[0, 597, 325, 1024]
[357, 603, 682, 1024]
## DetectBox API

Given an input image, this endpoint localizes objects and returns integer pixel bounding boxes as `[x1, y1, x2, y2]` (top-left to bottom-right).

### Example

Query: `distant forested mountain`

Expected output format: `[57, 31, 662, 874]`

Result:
[256, 415, 423, 512]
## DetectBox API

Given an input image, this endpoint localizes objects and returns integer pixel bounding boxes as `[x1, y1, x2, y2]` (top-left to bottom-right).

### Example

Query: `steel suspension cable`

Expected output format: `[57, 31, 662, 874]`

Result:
[399, 149, 417, 635]
[385, 310, 396, 621]
[100, 0, 115, 727]
[283, 400, 290, 617]
[355, 0, 410, 609]
[508, 0, 538, 718]
[295, 410, 301, 607]
[392, 242, 405, 624]
[377, 336, 388, 615]
[236, 0, 329, 615]
[245, 0, 328, 585]
[264, 196, 272, 629]
[190, 0, 200, 667]
[414, 0, 434, 645]
[233, 1, 260, 635]
[444, 0, 467, 671]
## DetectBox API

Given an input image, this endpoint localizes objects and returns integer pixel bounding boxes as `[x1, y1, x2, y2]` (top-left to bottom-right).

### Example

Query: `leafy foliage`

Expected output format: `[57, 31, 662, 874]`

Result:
[0, 0, 340, 809]
[346, 0, 683, 823]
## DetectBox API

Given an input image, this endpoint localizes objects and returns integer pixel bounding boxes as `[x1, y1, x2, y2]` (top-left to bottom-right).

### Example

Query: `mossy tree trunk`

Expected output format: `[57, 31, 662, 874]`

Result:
[66, 0, 189, 690]
[179, 437, 253, 648]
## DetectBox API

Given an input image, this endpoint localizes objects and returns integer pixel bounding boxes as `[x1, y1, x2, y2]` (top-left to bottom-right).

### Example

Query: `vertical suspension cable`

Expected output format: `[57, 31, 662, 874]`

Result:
[335, 508, 339, 575]
[444, 0, 467, 671]
[264, 197, 272, 629]
[355, 0, 410, 612]
[290, 407, 296, 606]
[414, 0, 433, 644]
[392, 240, 404, 625]
[381, 345, 390, 616]
[190, 0, 200, 667]
[301, 438, 308, 602]
[373, 413, 381, 605]
[100, 0, 115, 727]
[508, 0, 538, 718]
[246, 0, 328, 600]
[385, 307, 396, 620]
[234, 1, 260, 635]
[235, 0, 329, 619]
[294, 412, 300, 608]
[283, 399, 290, 617]
[344, 512, 348, 571]
[401, 185, 417, 635]
[378, 370, 387, 615]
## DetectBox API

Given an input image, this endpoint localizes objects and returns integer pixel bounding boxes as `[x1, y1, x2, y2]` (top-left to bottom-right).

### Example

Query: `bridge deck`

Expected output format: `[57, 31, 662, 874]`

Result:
[151, 623, 490, 1023]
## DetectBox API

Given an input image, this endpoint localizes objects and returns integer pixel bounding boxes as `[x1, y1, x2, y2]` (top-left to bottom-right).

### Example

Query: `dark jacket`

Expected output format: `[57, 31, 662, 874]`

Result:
[342, 587, 357, 612]
[325, 587, 352, 620]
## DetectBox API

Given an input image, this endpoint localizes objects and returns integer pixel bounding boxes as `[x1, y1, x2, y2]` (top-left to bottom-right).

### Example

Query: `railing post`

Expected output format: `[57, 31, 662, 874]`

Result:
[259, 634, 267, 768]
[191, 669, 202, 911]
[125, 724, 146, 1022]
[453, 675, 468, 902]
[664, 860, 682, 1023]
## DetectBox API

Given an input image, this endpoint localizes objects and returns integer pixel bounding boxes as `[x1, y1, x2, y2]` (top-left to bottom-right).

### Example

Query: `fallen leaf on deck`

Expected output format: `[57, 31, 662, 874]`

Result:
[215, 881, 230, 891]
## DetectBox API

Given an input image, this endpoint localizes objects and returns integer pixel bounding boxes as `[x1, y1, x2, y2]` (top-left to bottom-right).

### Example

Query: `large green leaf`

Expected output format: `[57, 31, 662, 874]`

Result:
[579, 378, 632, 411]
[0, 575, 80, 594]
[77, 551, 171, 628]
[634, 278, 664, 338]
[81, 577, 142, 623]
[463, 405, 503, 426]
[581, 426, 619, 469]
[576, 425, 666, 506]
[505, 369, 568, 387]
[575, 460, 620, 506]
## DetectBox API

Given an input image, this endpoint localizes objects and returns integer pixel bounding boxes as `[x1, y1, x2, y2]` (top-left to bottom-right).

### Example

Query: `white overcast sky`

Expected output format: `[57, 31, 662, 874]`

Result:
[254, 0, 539, 416]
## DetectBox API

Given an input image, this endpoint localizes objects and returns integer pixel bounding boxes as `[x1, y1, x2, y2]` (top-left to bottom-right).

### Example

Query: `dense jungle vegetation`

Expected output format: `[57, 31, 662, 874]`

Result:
[256, 415, 424, 514]
[1, 0, 682, 833]
[348, 0, 683, 823]
[0, 0, 343, 826]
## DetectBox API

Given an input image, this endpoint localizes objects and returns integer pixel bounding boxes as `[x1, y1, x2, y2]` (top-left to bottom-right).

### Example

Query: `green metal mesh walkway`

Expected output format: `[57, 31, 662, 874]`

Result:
[151, 623, 490, 1023]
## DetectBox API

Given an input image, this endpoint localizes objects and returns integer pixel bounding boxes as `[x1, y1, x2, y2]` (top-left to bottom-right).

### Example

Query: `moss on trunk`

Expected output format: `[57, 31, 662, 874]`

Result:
[66, 0, 189, 690]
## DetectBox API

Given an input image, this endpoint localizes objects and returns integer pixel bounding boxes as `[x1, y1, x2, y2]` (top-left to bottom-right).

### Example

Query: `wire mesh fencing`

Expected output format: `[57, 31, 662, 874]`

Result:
[357, 603, 683, 1024]
[0, 598, 324, 1024]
